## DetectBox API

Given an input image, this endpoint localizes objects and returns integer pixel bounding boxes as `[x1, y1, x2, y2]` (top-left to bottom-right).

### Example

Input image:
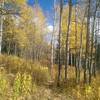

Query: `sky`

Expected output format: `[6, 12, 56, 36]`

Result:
[27, 0, 76, 25]
[27, 0, 54, 11]
[27, 0, 54, 25]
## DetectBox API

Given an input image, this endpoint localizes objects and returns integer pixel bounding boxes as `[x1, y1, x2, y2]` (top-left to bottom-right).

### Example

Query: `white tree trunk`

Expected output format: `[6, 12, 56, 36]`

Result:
[0, 2, 4, 54]
[0, 13, 3, 54]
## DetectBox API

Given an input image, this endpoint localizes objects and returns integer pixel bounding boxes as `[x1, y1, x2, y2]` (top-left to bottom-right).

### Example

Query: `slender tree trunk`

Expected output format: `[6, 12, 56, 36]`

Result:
[84, 0, 91, 84]
[94, 36, 98, 77]
[50, 0, 56, 80]
[70, 52, 73, 66]
[90, 1, 98, 79]
[7, 42, 11, 55]
[74, 1, 78, 83]
[77, 7, 87, 83]
[51, 33, 54, 80]
[14, 43, 17, 55]
[0, 2, 4, 54]
[57, 0, 63, 86]
[78, 20, 84, 83]
[65, 0, 72, 80]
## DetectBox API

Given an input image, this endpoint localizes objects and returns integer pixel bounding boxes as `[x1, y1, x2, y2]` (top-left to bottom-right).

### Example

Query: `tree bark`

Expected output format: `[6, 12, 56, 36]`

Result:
[90, 0, 98, 79]
[84, 0, 91, 84]
[65, 0, 72, 80]
[57, 0, 63, 86]
[0, 2, 4, 54]
[74, 1, 78, 83]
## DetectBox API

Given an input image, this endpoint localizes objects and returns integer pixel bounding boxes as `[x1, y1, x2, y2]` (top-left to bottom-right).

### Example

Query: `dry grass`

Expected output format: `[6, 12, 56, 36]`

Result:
[0, 55, 100, 100]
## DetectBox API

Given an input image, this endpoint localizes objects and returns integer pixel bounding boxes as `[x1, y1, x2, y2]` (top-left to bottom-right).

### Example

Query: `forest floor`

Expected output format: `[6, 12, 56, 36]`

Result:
[14, 67, 100, 100]
[26, 74, 100, 100]
[0, 55, 100, 100]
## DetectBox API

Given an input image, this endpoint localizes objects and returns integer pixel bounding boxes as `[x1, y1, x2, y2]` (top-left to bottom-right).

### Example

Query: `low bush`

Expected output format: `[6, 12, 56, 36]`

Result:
[0, 55, 50, 85]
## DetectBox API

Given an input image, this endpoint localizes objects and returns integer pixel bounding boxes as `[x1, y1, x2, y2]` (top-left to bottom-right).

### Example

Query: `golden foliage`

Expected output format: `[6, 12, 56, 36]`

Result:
[61, 6, 86, 53]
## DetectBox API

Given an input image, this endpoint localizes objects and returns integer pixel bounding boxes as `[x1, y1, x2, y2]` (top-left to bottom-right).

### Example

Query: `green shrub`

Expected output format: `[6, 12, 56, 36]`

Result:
[0, 69, 10, 98]
[21, 72, 32, 95]
[13, 72, 37, 99]
[13, 72, 22, 98]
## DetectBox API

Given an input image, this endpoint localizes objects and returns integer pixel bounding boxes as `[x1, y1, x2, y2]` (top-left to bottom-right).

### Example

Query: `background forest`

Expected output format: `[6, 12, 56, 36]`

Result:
[0, 0, 100, 100]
